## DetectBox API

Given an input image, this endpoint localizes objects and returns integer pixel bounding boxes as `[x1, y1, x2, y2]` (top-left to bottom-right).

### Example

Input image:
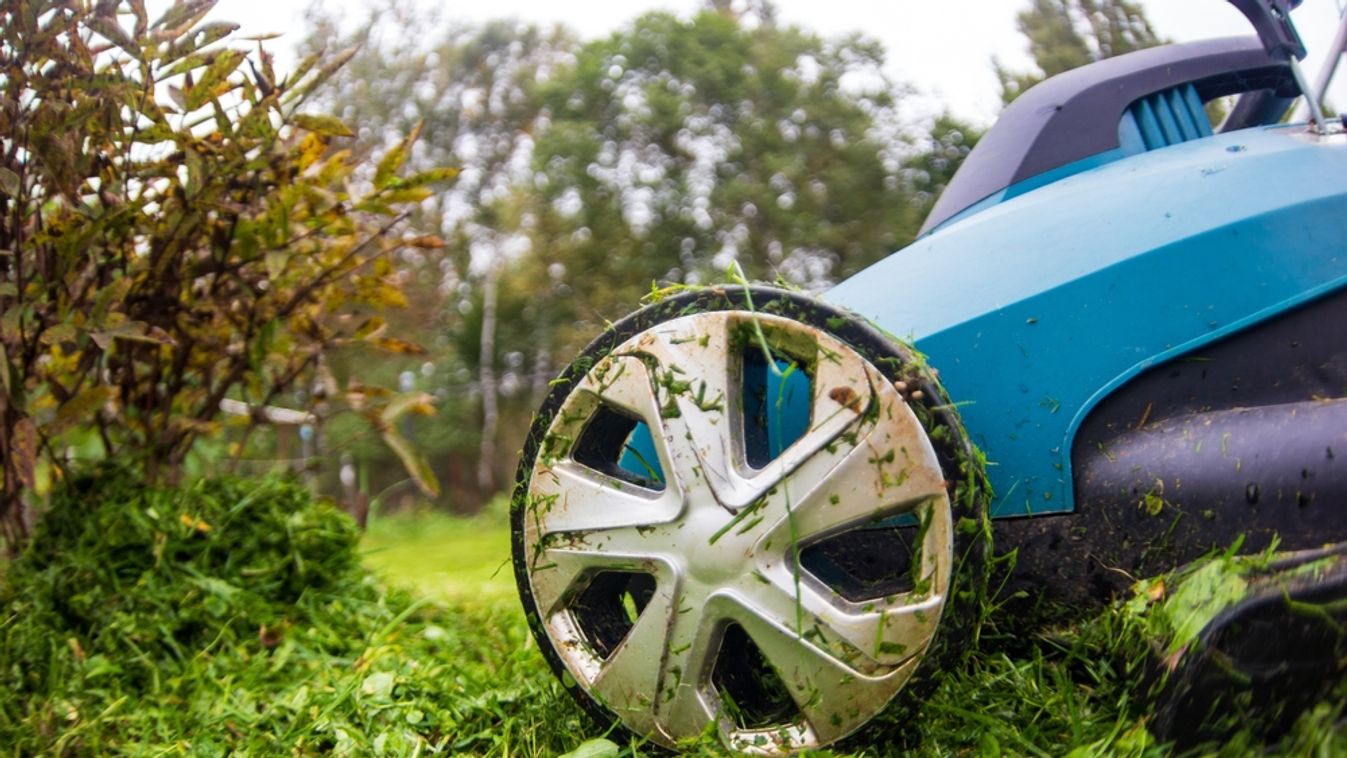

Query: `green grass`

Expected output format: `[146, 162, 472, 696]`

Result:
[362, 510, 1347, 757]
[3, 472, 1343, 756]
[361, 501, 515, 602]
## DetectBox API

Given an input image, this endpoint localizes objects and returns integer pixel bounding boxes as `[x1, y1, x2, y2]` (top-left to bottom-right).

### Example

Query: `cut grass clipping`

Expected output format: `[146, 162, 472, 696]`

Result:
[3, 466, 1345, 755]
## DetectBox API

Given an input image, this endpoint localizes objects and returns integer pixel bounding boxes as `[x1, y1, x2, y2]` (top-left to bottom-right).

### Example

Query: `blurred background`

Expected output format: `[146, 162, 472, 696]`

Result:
[181, 0, 1347, 530]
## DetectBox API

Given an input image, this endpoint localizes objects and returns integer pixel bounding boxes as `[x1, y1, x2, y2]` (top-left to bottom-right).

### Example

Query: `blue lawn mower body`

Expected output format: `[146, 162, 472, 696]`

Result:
[832, 109, 1347, 521]
[825, 21, 1347, 603]
[513, 1, 1347, 751]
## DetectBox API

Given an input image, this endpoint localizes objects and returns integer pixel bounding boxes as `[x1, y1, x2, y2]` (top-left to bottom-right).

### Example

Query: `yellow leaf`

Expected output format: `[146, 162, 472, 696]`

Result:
[265, 251, 288, 279]
[353, 316, 386, 340]
[39, 323, 78, 345]
[380, 391, 437, 426]
[403, 235, 446, 249]
[297, 132, 327, 171]
[372, 337, 427, 356]
[1145, 578, 1166, 603]
[382, 187, 432, 204]
[381, 428, 440, 498]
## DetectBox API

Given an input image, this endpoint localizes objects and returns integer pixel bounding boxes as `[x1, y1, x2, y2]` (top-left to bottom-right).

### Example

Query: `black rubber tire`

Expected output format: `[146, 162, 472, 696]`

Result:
[510, 285, 992, 751]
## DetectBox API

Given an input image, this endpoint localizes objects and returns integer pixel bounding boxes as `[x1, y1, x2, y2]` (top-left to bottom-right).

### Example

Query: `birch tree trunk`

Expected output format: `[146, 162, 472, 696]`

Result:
[477, 259, 500, 493]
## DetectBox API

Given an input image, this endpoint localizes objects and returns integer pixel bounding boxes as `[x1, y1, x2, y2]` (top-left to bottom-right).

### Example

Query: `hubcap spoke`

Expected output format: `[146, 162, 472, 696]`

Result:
[581, 354, 666, 422]
[529, 546, 659, 616]
[727, 592, 901, 745]
[732, 567, 942, 674]
[759, 397, 950, 545]
[591, 580, 717, 738]
[736, 344, 879, 504]
[526, 461, 678, 535]
[627, 321, 738, 502]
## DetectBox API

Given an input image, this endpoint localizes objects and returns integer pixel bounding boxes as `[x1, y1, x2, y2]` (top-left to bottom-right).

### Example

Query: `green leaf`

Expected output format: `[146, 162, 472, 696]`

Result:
[152, 0, 218, 35]
[90, 321, 174, 350]
[381, 428, 441, 499]
[374, 121, 423, 189]
[163, 21, 239, 65]
[284, 45, 358, 104]
[360, 671, 395, 701]
[383, 166, 460, 191]
[292, 113, 354, 138]
[50, 386, 116, 436]
[87, 16, 143, 61]
[237, 104, 278, 139]
[560, 739, 620, 758]
[184, 50, 244, 111]
[0, 167, 19, 197]
[163, 51, 218, 78]
[90, 277, 132, 325]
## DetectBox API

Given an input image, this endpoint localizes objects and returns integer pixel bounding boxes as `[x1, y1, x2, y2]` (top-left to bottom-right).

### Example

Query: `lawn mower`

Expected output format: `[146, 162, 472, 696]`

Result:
[510, 0, 1347, 752]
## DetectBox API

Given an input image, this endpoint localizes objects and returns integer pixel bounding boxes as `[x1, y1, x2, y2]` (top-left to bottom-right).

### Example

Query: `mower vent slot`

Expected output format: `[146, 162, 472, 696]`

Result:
[1126, 83, 1213, 151]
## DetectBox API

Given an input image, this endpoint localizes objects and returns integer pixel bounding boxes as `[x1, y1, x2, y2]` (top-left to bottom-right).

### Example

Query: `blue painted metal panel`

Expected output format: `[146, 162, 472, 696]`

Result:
[826, 126, 1347, 517]
[618, 421, 665, 485]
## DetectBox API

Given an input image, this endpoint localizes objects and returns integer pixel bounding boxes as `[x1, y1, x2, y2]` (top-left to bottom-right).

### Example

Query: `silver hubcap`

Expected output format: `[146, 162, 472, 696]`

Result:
[522, 310, 953, 753]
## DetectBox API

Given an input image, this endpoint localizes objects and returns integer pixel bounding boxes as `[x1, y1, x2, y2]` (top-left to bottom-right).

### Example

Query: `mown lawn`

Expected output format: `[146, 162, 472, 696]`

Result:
[361, 509, 1347, 758]
[6, 475, 1338, 756]
[362, 502, 516, 602]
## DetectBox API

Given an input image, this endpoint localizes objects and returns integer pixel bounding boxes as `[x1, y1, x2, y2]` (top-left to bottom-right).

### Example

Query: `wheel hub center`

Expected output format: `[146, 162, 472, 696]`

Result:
[678, 499, 753, 586]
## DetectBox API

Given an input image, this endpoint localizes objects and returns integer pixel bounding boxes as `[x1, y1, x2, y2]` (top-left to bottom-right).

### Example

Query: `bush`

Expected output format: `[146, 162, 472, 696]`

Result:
[0, 469, 558, 755]
[0, 1, 451, 545]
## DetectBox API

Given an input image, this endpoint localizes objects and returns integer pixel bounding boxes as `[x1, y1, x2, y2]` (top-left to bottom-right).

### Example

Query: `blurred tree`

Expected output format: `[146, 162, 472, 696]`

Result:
[299, 0, 984, 508]
[903, 113, 983, 225]
[0, 0, 452, 545]
[998, 0, 1161, 103]
[301, 3, 575, 499]
[531, 3, 931, 337]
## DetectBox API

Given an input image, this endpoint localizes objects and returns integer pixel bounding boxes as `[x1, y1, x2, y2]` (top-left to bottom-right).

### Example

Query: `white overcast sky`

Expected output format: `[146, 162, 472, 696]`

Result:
[198, 0, 1347, 124]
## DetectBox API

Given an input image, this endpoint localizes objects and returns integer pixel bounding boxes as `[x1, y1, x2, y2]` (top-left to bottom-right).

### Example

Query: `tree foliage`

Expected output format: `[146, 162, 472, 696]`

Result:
[532, 6, 928, 328]
[998, 0, 1161, 104]
[290, 1, 988, 507]
[0, 0, 453, 544]
[297, 3, 973, 506]
[902, 112, 982, 224]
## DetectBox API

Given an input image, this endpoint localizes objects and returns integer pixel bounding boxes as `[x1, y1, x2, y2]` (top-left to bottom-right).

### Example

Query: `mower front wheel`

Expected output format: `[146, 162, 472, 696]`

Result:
[512, 286, 988, 753]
